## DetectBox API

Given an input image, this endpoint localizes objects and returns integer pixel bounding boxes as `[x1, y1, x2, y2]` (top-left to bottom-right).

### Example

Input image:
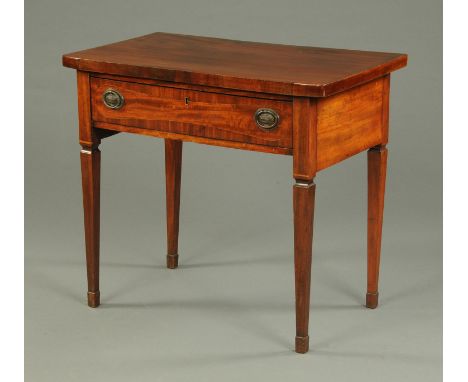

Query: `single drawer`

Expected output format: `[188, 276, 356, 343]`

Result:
[90, 78, 293, 149]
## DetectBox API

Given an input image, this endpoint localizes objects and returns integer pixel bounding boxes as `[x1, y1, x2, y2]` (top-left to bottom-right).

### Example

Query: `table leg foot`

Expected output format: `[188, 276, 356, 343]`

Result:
[366, 292, 379, 309]
[295, 335, 309, 354]
[87, 291, 100, 308]
[167, 254, 179, 269]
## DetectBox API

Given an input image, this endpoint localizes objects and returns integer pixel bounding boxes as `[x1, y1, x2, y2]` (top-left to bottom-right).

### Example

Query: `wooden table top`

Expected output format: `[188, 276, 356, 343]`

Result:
[63, 32, 407, 97]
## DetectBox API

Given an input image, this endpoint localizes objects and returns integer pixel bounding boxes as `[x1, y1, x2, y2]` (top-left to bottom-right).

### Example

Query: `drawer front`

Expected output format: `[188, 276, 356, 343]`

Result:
[90, 78, 293, 148]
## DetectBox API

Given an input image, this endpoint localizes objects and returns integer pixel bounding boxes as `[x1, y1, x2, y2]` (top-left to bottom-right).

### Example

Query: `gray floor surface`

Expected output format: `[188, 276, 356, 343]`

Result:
[25, 140, 442, 382]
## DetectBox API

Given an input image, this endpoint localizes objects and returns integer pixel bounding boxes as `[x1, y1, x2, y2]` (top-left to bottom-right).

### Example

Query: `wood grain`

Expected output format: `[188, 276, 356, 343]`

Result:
[381, 75, 391, 144]
[77, 70, 101, 308]
[92, 73, 293, 101]
[77, 71, 98, 146]
[63, 32, 407, 97]
[165, 140, 182, 269]
[80, 146, 101, 308]
[367, 145, 388, 309]
[64, 33, 408, 354]
[91, 77, 293, 149]
[316, 78, 385, 171]
[93, 121, 292, 155]
[293, 180, 316, 353]
[293, 97, 317, 180]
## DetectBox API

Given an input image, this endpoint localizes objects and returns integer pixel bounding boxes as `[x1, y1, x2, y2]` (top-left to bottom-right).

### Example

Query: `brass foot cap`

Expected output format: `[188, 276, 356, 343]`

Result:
[366, 292, 379, 309]
[87, 291, 100, 308]
[167, 254, 179, 269]
[295, 336, 309, 354]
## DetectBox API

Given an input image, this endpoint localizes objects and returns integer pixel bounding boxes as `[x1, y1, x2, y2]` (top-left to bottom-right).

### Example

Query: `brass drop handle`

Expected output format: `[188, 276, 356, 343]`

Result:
[102, 89, 124, 109]
[254, 108, 280, 130]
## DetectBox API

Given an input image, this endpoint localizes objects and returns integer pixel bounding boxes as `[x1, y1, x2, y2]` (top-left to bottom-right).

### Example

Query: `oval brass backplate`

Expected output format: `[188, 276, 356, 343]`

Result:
[102, 89, 124, 109]
[254, 108, 280, 130]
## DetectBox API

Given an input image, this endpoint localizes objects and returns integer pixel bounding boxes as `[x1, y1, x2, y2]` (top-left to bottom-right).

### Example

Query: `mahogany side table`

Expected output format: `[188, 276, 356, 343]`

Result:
[63, 33, 407, 354]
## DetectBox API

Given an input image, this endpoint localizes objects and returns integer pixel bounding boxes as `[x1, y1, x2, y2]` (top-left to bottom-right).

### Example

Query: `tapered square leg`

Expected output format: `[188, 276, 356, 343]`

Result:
[293, 179, 316, 353]
[367, 145, 388, 309]
[165, 139, 183, 269]
[80, 145, 101, 308]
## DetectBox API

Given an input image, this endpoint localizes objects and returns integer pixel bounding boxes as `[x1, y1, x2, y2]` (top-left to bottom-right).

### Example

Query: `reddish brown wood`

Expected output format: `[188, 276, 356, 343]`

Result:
[90, 77, 293, 149]
[165, 140, 183, 269]
[316, 78, 385, 171]
[293, 180, 316, 353]
[92, 73, 293, 101]
[77, 72, 121, 143]
[77, 70, 102, 308]
[293, 97, 317, 180]
[93, 121, 292, 155]
[80, 146, 101, 308]
[64, 33, 407, 354]
[367, 145, 388, 309]
[381, 75, 391, 144]
[292, 95, 318, 353]
[63, 32, 407, 97]
[77, 71, 98, 146]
